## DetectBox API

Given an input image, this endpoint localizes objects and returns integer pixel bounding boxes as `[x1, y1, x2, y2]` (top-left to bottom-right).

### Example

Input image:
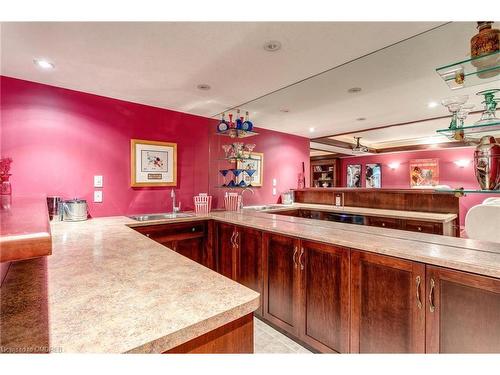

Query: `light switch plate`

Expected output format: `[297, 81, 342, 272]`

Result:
[94, 175, 103, 188]
[272, 178, 277, 186]
[94, 190, 103, 203]
[272, 187, 277, 196]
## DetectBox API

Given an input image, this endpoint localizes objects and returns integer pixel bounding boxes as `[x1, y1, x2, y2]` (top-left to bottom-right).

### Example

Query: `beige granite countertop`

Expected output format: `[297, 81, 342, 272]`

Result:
[213, 210, 500, 279]
[0, 217, 259, 353]
[255, 202, 457, 223]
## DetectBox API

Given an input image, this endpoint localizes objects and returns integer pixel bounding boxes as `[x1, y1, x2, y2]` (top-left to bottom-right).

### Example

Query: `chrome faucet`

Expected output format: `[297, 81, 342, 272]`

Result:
[171, 189, 180, 215]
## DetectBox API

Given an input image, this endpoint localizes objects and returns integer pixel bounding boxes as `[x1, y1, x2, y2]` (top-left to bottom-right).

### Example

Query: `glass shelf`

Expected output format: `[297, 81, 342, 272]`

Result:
[436, 51, 500, 90]
[219, 156, 260, 163]
[436, 121, 500, 140]
[215, 129, 259, 138]
[435, 188, 500, 197]
[214, 185, 254, 189]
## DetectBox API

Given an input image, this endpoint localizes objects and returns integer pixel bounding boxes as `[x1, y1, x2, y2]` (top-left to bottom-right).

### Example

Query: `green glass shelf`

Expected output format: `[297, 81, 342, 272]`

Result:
[436, 121, 500, 140]
[436, 51, 500, 90]
[215, 129, 259, 138]
[435, 188, 500, 197]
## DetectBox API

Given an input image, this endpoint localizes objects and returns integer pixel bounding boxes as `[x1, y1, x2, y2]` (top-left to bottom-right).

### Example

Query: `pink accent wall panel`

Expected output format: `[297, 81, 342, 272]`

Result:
[0, 76, 309, 217]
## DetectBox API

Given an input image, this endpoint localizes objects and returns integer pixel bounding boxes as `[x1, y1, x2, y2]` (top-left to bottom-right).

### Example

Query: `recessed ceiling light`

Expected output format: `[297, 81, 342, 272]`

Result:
[347, 87, 362, 94]
[309, 127, 315, 133]
[280, 108, 290, 113]
[33, 58, 54, 70]
[196, 83, 211, 90]
[263, 40, 282, 52]
[428, 101, 438, 108]
[356, 117, 366, 121]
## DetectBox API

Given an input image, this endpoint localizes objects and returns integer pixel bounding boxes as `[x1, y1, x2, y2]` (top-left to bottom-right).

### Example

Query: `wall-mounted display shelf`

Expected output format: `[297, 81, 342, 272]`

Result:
[215, 129, 259, 138]
[436, 121, 500, 140]
[436, 51, 500, 90]
[310, 158, 339, 188]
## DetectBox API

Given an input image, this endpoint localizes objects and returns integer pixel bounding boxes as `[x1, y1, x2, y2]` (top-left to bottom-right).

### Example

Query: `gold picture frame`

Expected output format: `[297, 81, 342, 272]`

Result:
[237, 152, 264, 187]
[131, 139, 177, 187]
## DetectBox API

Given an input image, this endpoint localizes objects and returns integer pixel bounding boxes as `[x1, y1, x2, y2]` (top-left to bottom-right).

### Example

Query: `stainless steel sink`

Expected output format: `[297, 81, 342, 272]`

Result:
[128, 213, 195, 221]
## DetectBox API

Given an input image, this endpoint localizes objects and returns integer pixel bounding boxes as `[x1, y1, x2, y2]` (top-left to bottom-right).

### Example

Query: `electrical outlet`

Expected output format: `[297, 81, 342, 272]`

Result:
[272, 187, 277, 196]
[272, 178, 277, 186]
[94, 190, 103, 203]
[94, 175, 103, 188]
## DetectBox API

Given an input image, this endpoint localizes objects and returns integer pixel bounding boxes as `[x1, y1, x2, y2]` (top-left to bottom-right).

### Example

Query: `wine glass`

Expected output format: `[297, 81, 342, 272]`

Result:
[221, 144, 232, 158]
[441, 95, 469, 129]
[219, 169, 229, 186]
[245, 169, 256, 187]
[475, 89, 500, 126]
[457, 104, 475, 127]
[232, 142, 245, 159]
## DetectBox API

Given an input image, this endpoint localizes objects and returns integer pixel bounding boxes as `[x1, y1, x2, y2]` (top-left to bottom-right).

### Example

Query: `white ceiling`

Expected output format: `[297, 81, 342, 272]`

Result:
[1, 22, 498, 144]
[1, 21, 442, 122]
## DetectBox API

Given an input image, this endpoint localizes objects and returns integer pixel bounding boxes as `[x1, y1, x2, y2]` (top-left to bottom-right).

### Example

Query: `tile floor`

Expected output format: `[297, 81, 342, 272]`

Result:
[253, 317, 312, 353]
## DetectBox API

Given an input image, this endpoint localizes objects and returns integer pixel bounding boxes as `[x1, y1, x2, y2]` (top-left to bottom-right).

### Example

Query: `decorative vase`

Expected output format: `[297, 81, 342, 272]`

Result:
[474, 136, 500, 190]
[471, 21, 500, 79]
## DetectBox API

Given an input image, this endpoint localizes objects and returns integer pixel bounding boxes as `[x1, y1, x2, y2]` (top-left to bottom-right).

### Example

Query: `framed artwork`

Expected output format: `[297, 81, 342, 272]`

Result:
[365, 163, 382, 188]
[130, 139, 177, 187]
[347, 164, 362, 188]
[409, 158, 439, 188]
[237, 152, 263, 187]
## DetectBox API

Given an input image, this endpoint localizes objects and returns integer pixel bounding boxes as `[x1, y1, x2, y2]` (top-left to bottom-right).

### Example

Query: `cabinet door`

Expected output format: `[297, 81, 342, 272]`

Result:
[173, 237, 205, 265]
[263, 232, 301, 335]
[300, 240, 350, 353]
[216, 222, 236, 280]
[235, 226, 263, 316]
[350, 250, 425, 353]
[426, 266, 500, 353]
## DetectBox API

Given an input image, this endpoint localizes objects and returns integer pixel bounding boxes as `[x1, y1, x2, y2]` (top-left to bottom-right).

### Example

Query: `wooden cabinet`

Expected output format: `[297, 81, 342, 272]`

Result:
[365, 216, 402, 230]
[426, 266, 500, 353]
[310, 158, 340, 188]
[263, 232, 301, 336]
[350, 250, 425, 353]
[299, 240, 350, 353]
[403, 219, 442, 235]
[216, 223, 263, 315]
[132, 221, 209, 267]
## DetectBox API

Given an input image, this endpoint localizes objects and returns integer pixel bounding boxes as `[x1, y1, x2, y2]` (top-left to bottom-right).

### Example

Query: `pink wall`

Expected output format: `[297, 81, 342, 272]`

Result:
[0, 76, 309, 217]
[340, 148, 498, 226]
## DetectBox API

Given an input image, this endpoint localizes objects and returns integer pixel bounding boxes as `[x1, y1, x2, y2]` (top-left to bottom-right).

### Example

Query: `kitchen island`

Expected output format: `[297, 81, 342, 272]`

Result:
[2, 201, 500, 354]
[0, 216, 259, 353]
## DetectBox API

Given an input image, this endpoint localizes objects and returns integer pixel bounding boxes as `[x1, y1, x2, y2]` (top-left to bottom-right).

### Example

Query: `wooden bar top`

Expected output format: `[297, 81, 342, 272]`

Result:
[292, 188, 454, 195]
[0, 197, 52, 262]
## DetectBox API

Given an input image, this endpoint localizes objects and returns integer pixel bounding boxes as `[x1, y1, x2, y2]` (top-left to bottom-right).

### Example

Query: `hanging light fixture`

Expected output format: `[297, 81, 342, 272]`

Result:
[351, 137, 369, 154]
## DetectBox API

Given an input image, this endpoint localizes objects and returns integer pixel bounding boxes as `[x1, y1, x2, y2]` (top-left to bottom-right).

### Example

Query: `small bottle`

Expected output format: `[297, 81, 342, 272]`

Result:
[217, 113, 229, 132]
[235, 109, 243, 129]
[242, 111, 253, 131]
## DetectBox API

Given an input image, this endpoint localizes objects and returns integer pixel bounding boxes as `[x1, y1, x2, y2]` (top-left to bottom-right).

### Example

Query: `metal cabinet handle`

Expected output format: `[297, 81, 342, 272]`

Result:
[381, 222, 386, 227]
[417, 226, 422, 232]
[429, 278, 436, 313]
[293, 246, 298, 269]
[230, 231, 235, 248]
[299, 247, 305, 270]
[415, 275, 422, 309]
[146, 233, 150, 237]
[234, 231, 239, 249]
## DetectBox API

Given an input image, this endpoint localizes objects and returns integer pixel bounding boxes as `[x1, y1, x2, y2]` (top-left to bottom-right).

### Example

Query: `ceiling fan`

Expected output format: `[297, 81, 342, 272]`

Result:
[351, 137, 369, 154]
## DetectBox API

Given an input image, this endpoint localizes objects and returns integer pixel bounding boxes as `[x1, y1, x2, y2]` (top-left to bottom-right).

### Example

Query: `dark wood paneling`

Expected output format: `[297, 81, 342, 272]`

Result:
[236, 226, 263, 316]
[173, 237, 205, 265]
[293, 188, 459, 216]
[426, 266, 500, 353]
[263, 232, 300, 335]
[300, 240, 350, 353]
[350, 251, 425, 353]
[165, 313, 254, 353]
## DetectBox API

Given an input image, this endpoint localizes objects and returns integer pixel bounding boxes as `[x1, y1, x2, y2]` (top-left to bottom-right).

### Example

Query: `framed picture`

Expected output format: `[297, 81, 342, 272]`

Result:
[347, 164, 362, 188]
[131, 139, 177, 187]
[365, 163, 382, 188]
[409, 158, 439, 188]
[237, 152, 263, 187]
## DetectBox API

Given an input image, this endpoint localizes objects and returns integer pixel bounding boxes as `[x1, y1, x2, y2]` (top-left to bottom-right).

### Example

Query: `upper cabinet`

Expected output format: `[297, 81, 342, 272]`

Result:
[310, 158, 340, 188]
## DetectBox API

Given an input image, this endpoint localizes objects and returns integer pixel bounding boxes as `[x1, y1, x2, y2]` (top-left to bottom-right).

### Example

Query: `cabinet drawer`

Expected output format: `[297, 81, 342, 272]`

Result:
[366, 216, 402, 229]
[404, 220, 441, 234]
[132, 221, 207, 242]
